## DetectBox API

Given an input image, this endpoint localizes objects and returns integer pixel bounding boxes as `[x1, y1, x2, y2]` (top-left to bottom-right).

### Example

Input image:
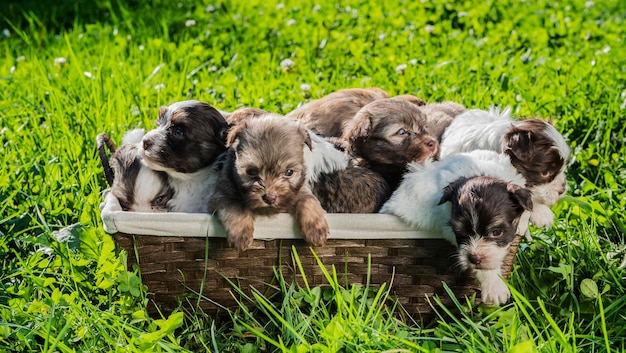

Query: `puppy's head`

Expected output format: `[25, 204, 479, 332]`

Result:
[504, 119, 570, 204]
[438, 176, 533, 271]
[140, 100, 229, 174]
[342, 98, 440, 167]
[226, 114, 312, 213]
[110, 143, 174, 212]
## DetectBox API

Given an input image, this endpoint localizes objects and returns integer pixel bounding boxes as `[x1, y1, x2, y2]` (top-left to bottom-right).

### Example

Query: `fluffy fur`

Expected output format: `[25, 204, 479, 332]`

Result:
[287, 87, 426, 137]
[418, 101, 467, 140]
[139, 100, 229, 213]
[109, 129, 174, 212]
[341, 98, 440, 191]
[439, 107, 570, 227]
[208, 114, 329, 250]
[440, 176, 533, 305]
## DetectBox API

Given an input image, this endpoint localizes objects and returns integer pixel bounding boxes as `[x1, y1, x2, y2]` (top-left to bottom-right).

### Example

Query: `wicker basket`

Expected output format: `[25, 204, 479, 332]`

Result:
[100, 195, 523, 318]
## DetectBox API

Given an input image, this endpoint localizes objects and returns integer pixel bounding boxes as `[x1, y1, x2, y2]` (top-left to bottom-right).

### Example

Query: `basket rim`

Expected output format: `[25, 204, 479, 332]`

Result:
[101, 190, 531, 241]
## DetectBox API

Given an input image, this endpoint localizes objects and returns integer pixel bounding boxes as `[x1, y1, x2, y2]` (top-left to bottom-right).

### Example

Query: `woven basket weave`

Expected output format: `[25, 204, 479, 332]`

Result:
[101, 196, 523, 317]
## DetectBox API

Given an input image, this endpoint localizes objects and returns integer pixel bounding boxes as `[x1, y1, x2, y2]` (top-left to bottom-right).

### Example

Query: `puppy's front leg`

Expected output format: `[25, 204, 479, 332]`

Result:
[474, 268, 510, 306]
[529, 203, 554, 228]
[294, 188, 329, 247]
[217, 207, 255, 251]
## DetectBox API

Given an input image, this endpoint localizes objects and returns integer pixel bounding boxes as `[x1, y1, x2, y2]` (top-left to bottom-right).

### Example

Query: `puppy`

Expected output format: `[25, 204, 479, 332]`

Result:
[287, 88, 426, 137]
[208, 114, 329, 250]
[440, 176, 533, 305]
[105, 129, 174, 212]
[227, 108, 389, 213]
[419, 101, 467, 140]
[341, 98, 440, 191]
[138, 100, 229, 213]
[440, 107, 570, 227]
[380, 150, 533, 305]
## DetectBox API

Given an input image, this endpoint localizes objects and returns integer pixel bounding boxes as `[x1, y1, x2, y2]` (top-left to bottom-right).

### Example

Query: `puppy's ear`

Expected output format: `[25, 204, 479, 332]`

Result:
[225, 121, 247, 148]
[504, 126, 533, 161]
[437, 184, 455, 205]
[301, 128, 313, 151]
[507, 183, 534, 211]
[157, 106, 169, 125]
[344, 109, 372, 143]
[438, 177, 469, 205]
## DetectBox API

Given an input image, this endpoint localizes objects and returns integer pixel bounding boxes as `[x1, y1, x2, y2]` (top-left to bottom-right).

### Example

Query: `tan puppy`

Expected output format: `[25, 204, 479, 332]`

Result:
[340, 98, 440, 191]
[288, 88, 426, 137]
[208, 114, 329, 250]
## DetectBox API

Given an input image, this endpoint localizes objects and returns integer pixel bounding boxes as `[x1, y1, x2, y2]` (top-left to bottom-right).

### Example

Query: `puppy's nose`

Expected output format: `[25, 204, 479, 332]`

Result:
[262, 193, 277, 205]
[143, 138, 153, 150]
[468, 253, 482, 265]
[424, 138, 438, 152]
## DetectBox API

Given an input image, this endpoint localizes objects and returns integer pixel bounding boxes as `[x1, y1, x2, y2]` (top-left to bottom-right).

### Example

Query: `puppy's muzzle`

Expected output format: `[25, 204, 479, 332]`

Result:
[262, 193, 277, 205]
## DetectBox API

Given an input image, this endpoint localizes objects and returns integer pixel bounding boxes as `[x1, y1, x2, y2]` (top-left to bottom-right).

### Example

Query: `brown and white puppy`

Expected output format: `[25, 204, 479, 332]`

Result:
[439, 176, 533, 306]
[419, 101, 467, 140]
[287, 88, 426, 137]
[227, 107, 390, 213]
[208, 114, 329, 250]
[105, 129, 174, 212]
[440, 107, 570, 227]
[138, 100, 229, 213]
[341, 98, 440, 191]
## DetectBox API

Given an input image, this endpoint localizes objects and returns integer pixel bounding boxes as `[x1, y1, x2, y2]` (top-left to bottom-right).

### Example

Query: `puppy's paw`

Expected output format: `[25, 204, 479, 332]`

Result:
[481, 277, 510, 306]
[296, 197, 329, 247]
[530, 204, 554, 228]
[220, 210, 255, 251]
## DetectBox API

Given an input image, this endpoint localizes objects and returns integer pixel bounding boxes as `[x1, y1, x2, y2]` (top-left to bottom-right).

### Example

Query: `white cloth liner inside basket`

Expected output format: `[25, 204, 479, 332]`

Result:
[100, 190, 531, 240]
[99, 191, 451, 240]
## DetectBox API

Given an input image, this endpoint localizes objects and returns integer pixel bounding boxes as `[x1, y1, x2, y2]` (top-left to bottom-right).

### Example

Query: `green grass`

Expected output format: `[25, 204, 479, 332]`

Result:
[1, 0, 625, 351]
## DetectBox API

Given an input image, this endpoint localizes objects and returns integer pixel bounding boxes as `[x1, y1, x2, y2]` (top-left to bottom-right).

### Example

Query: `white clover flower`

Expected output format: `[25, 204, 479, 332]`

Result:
[312, 4, 321, 12]
[185, 20, 196, 27]
[113, 28, 118, 36]
[409, 58, 418, 65]
[205, 5, 215, 12]
[585, 1, 594, 8]
[395, 64, 407, 74]
[280, 58, 295, 71]
[54, 57, 67, 66]
[258, 98, 264, 103]
[154, 83, 165, 91]
[287, 19, 296, 26]
[10, 66, 15, 74]
[17, 56, 26, 62]
[425, 25, 435, 34]
[139, 45, 145, 51]
[83, 71, 94, 79]
[2, 29, 11, 38]
[276, 3, 285, 10]
[300, 83, 311, 92]
[131, 105, 141, 117]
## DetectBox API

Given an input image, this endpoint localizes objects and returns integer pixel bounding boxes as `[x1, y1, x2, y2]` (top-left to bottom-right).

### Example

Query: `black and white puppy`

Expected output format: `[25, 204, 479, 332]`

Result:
[440, 107, 570, 227]
[440, 176, 532, 305]
[105, 129, 174, 212]
[380, 150, 533, 305]
[138, 100, 229, 213]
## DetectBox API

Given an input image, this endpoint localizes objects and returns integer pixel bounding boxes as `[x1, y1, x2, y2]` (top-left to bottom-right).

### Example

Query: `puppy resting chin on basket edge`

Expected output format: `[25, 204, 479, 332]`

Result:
[380, 150, 534, 305]
[208, 114, 329, 251]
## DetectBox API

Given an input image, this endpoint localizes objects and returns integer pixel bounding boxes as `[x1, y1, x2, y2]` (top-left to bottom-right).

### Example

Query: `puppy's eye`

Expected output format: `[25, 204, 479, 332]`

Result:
[396, 128, 408, 136]
[489, 229, 504, 238]
[172, 127, 184, 137]
[246, 167, 259, 177]
[540, 170, 552, 178]
[284, 169, 294, 177]
[152, 195, 168, 206]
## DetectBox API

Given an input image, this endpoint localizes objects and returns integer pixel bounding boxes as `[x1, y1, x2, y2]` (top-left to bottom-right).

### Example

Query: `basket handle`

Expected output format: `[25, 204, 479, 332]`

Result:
[96, 133, 117, 187]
